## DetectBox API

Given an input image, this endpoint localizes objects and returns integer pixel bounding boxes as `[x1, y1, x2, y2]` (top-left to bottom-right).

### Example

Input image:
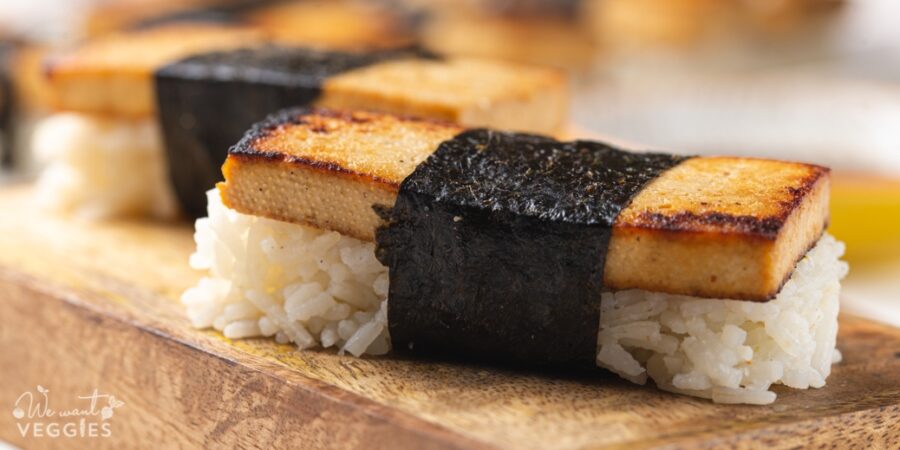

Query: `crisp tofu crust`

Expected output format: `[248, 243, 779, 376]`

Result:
[219, 109, 830, 301]
[318, 58, 567, 135]
[45, 25, 265, 117]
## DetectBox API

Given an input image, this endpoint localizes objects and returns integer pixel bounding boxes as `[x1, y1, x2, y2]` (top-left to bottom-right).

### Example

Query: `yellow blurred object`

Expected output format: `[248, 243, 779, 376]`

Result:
[246, 1, 416, 51]
[829, 173, 900, 265]
[740, 0, 844, 33]
[11, 45, 54, 113]
[83, 0, 223, 37]
[85, 0, 418, 52]
[588, 0, 724, 48]
[587, 0, 844, 50]
[421, 14, 596, 70]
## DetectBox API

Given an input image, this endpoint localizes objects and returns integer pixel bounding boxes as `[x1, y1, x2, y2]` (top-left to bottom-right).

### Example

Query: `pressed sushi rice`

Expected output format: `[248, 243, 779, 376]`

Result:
[33, 113, 177, 220]
[183, 189, 391, 356]
[596, 234, 847, 405]
[185, 187, 847, 404]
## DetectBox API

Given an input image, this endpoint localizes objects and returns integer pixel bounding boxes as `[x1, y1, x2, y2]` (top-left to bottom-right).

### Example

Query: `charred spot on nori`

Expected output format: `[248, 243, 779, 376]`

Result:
[155, 45, 436, 218]
[376, 130, 690, 365]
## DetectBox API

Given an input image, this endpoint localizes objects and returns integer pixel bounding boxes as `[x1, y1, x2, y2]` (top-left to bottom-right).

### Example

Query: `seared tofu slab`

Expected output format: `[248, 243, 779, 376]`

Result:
[220, 109, 829, 301]
[222, 109, 462, 239]
[607, 157, 829, 300]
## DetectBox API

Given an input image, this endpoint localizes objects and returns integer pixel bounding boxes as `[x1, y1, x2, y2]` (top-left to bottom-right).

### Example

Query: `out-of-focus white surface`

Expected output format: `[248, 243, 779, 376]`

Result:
[574, 0, 900, 176]
[0, 0, 93, 41]
[575, 72, 900, 174]
[843, 262, 900, 328]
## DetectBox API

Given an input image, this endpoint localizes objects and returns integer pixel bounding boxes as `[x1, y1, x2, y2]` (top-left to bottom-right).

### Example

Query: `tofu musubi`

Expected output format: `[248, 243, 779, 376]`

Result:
[183, 108, 846, 405]
[34, 25, 566, 220]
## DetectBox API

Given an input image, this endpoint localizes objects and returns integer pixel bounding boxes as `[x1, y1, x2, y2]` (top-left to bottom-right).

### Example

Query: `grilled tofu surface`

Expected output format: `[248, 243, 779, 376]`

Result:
[219, 109, 830, 301]
[46, 25, 265, 117]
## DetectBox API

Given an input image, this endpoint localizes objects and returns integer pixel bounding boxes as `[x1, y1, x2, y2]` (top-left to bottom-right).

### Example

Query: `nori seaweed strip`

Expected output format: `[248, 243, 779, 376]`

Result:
[376, 130, 691, 366]
[155, 45, 435, 218]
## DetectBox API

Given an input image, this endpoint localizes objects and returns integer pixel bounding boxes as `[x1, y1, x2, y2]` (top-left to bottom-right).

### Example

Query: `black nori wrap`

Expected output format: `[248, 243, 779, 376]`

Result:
[155, 45, 434, 218]
[376, 130, 690, 366]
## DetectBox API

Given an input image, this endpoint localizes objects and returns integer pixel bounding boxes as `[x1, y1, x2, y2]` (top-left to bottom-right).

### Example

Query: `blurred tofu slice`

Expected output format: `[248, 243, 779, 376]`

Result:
[44, 24, 566, 134]
[45, 25, 265, 117]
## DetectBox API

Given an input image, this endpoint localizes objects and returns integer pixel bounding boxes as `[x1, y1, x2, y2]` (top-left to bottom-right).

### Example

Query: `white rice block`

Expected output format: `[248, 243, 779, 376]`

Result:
[597, 234, 848, 404]
[33, 113, 177, 220]
[182, 188, 390, 356]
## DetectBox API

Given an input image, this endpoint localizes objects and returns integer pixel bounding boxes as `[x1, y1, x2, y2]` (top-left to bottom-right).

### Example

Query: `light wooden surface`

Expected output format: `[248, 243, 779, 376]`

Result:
[0, 185, 898, 449]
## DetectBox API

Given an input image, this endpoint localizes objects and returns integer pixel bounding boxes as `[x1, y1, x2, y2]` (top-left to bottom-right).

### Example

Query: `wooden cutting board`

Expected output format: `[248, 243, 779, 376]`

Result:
[0, 185, 898, 450]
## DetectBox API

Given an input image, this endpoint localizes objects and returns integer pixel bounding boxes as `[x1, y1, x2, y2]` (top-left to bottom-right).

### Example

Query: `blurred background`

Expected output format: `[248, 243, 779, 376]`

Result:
[0, 0, 897, 324]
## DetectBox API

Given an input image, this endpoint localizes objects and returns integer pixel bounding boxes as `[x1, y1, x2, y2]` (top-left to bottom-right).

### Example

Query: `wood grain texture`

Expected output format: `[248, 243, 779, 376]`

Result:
[0, 185, 898, 449]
